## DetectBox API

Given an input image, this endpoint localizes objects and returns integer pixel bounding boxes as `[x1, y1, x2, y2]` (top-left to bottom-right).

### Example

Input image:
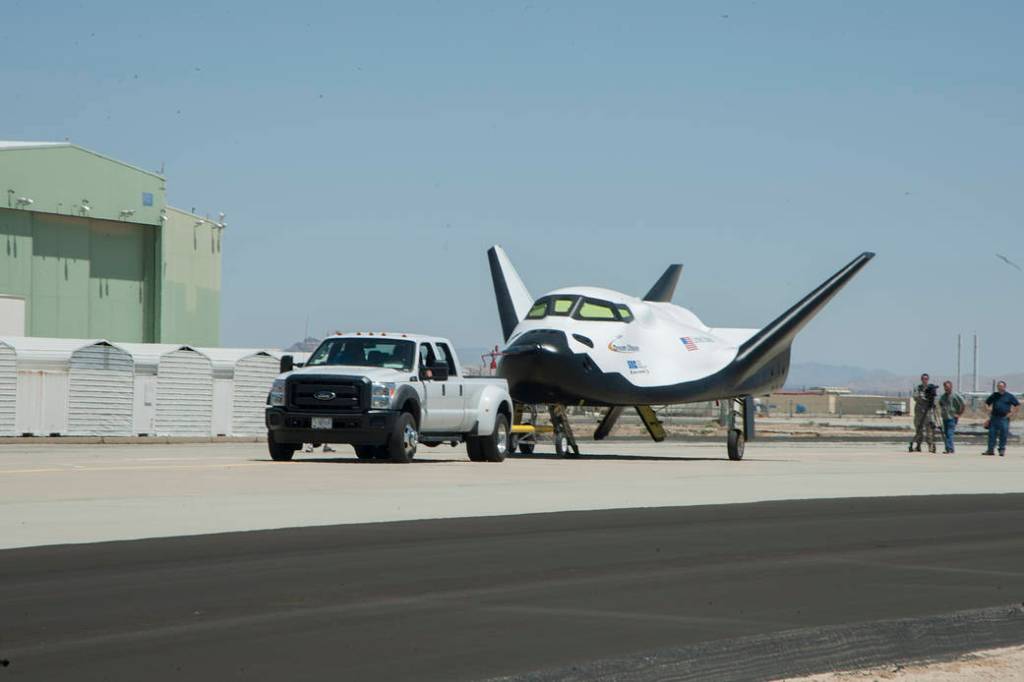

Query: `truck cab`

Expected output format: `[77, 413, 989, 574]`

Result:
[266, 333, 513, 463]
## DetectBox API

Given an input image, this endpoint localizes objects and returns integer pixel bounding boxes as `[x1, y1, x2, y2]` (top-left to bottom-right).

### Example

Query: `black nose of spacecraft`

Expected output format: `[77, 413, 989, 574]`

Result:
[498, 329, 594, 404]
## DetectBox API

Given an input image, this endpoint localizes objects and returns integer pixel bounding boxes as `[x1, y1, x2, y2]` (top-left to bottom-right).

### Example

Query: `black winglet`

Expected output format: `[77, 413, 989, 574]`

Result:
[735, 252, 875, 375]
[643, 264, 683, 302]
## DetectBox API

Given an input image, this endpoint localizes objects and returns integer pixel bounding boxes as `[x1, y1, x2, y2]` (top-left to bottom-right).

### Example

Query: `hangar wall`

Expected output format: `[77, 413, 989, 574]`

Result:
[0, 142, 222, 346]
[0, 207, 158, 341]
[159, 207, 221, 347]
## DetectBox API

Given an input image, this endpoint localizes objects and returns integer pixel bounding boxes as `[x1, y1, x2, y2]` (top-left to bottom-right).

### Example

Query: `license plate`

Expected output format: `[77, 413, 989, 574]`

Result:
[311, 417, 333, 430]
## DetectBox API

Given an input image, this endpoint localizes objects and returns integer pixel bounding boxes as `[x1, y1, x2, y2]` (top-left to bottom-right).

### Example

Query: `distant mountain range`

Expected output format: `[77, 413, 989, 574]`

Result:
[784, 362, 1020, 395]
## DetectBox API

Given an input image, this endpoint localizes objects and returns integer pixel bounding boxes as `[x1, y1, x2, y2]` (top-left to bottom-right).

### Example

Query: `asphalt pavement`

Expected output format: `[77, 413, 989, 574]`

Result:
[3, 494, 1024, 680]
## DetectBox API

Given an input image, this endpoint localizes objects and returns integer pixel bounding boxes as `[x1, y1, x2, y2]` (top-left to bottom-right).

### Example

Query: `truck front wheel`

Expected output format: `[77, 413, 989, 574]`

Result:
[267, 431, 297, 462]
[386, 413, 418, 463]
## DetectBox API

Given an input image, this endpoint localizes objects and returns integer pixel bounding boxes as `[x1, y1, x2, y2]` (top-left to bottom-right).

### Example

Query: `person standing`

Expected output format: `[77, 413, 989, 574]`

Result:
[938, 380, 965, 454]
[983, 381, 1020, 457]
[909, 373, 938, 453]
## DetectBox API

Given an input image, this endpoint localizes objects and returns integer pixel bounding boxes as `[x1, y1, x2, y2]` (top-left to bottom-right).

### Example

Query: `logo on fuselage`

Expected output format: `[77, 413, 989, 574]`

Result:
[608, 335, 640, 353]
[313, 391, 336, 401]
[626, 359, 650, 375]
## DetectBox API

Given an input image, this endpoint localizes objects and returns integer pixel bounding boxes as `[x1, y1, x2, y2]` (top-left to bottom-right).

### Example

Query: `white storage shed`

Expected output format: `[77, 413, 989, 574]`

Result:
[0, 339, 16, 436]
[120, 344, 214, 436]
[200, 348, 279, 436]
[1, 337, 134, 436]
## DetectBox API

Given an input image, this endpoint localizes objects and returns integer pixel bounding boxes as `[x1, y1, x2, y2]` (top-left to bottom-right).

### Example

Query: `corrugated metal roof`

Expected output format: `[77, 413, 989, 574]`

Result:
[197, 348, 275, 378]
[0, 337, 128, 370]
[117, 343, 205, 374]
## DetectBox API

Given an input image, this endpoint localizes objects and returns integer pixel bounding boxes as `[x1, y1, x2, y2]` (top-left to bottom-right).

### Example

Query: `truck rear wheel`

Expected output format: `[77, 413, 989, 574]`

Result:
[476, 414, 509, 462]
[386, 412, 418, 463]
[466, 437, 484, 462]
[354, 445, 379, 460]
[267, 431, 297, 462]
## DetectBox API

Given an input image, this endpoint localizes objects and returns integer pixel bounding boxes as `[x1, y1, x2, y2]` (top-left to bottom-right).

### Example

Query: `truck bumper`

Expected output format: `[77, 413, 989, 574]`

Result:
[265, 408, 399, 446]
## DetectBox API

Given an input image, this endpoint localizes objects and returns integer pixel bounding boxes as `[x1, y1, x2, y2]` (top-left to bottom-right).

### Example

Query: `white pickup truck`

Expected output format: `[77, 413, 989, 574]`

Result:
[265, 333, 513, 463]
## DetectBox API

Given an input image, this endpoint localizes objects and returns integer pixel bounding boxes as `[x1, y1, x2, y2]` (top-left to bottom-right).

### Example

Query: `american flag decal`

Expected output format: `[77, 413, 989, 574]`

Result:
[680, 337, 699, 351]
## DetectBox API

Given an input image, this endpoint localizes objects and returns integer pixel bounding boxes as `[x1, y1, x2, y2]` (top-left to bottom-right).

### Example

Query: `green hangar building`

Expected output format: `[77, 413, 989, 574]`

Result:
[0, 141, 222, 346]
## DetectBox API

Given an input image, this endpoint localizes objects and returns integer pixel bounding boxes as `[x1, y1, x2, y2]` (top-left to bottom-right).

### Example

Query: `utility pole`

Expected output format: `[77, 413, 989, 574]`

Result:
[972, 334, 979, 393]
[956, 334, 962, 392]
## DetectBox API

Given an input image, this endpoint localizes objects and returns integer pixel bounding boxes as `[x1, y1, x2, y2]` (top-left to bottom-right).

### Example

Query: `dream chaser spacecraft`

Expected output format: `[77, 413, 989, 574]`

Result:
[488, 245, 874, 459]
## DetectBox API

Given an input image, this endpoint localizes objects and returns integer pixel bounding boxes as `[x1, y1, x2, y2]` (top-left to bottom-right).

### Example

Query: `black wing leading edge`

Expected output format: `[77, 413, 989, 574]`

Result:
[733, 251, 875, 381]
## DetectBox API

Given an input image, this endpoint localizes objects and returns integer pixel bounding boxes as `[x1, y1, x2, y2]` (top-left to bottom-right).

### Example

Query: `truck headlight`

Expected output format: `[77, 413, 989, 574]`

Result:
[268, 379, 286, 407]
[371, 382, 395, 409]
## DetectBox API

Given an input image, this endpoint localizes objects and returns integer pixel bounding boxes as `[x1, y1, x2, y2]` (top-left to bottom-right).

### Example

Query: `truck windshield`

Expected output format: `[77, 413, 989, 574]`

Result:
[305, 338, 416, 372]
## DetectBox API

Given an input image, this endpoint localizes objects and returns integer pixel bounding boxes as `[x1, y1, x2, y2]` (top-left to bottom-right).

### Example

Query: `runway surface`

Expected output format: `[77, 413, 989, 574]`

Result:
[3, 494, 1024, 681]
[4, 440, 1024, 548]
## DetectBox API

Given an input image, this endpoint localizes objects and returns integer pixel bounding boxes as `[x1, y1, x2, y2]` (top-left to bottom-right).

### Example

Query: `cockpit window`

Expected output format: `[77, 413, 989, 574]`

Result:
[551, 297, 577, 315]
[576, 299, 618, 320]
[616, 304, 634, 322]
[527, 299, 549, 319]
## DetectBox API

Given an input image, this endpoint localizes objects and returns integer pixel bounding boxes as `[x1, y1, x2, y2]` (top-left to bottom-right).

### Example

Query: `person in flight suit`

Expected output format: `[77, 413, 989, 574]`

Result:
[909, 373, 938, 453]
[983, 381, 1020, 457]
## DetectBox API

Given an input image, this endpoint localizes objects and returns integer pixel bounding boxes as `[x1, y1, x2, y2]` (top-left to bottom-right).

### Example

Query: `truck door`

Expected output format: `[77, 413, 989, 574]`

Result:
[419, 343, 461, 432]
[435, 342, 467, 430]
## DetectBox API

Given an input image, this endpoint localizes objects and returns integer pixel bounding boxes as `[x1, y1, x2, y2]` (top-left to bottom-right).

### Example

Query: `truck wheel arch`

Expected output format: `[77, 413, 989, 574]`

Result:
[393, 386, 421, 428]
[473, 387, 513, 437]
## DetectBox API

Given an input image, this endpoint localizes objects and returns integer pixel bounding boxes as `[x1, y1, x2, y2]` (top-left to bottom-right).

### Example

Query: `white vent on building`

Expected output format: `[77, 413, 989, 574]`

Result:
[0, 340, 16, 436]
[201, 348, 278, 436]
[68, 342, 134, 436]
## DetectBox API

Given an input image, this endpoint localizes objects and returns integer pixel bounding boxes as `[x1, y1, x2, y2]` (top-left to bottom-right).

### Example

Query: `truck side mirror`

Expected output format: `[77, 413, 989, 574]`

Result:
[280, 355, 294, 373]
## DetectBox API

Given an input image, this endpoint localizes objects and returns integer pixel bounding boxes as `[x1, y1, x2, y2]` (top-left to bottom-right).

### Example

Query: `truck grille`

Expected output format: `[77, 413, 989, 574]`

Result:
[288, 376, 367, 411]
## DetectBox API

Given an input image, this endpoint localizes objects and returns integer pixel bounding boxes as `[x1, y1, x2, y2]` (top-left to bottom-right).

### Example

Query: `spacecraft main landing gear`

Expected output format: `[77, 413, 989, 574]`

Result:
[727, 395, 754, 461]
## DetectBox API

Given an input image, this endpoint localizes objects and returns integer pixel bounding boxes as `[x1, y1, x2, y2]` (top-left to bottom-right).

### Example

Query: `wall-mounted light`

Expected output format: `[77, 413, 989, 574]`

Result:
[15, 196, 33, 207]
[194, 220, 206, 227]
[119, 209, 136, 219]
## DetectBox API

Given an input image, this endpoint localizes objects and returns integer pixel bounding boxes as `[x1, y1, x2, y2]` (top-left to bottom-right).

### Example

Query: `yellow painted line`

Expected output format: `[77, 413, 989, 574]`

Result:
[0, 467, 66, 474]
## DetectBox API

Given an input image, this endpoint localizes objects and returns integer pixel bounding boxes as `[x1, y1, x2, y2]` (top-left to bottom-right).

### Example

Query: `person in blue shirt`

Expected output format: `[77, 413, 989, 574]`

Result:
[983, 381, 1020, 457]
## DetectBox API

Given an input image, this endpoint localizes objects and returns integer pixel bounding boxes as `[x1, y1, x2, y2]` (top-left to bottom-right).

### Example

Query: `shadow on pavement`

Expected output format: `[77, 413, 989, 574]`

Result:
[509, 452, 789, 462]
[251, 457, 463, 464]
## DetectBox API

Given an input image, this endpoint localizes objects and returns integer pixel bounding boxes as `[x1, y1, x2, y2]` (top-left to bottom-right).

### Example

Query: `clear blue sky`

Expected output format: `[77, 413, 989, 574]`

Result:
[2, 1, 1021, 375]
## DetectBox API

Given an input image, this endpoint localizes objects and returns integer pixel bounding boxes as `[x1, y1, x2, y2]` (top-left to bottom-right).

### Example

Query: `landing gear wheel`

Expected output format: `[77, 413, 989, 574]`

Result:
[476, 414, 509, 462]
[386, 413, 418, 463]
[354, 445, 379, 460]
[267, 431, 297, 461]
[554, 427, 574, 458]
[727, 428, 745, 461]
